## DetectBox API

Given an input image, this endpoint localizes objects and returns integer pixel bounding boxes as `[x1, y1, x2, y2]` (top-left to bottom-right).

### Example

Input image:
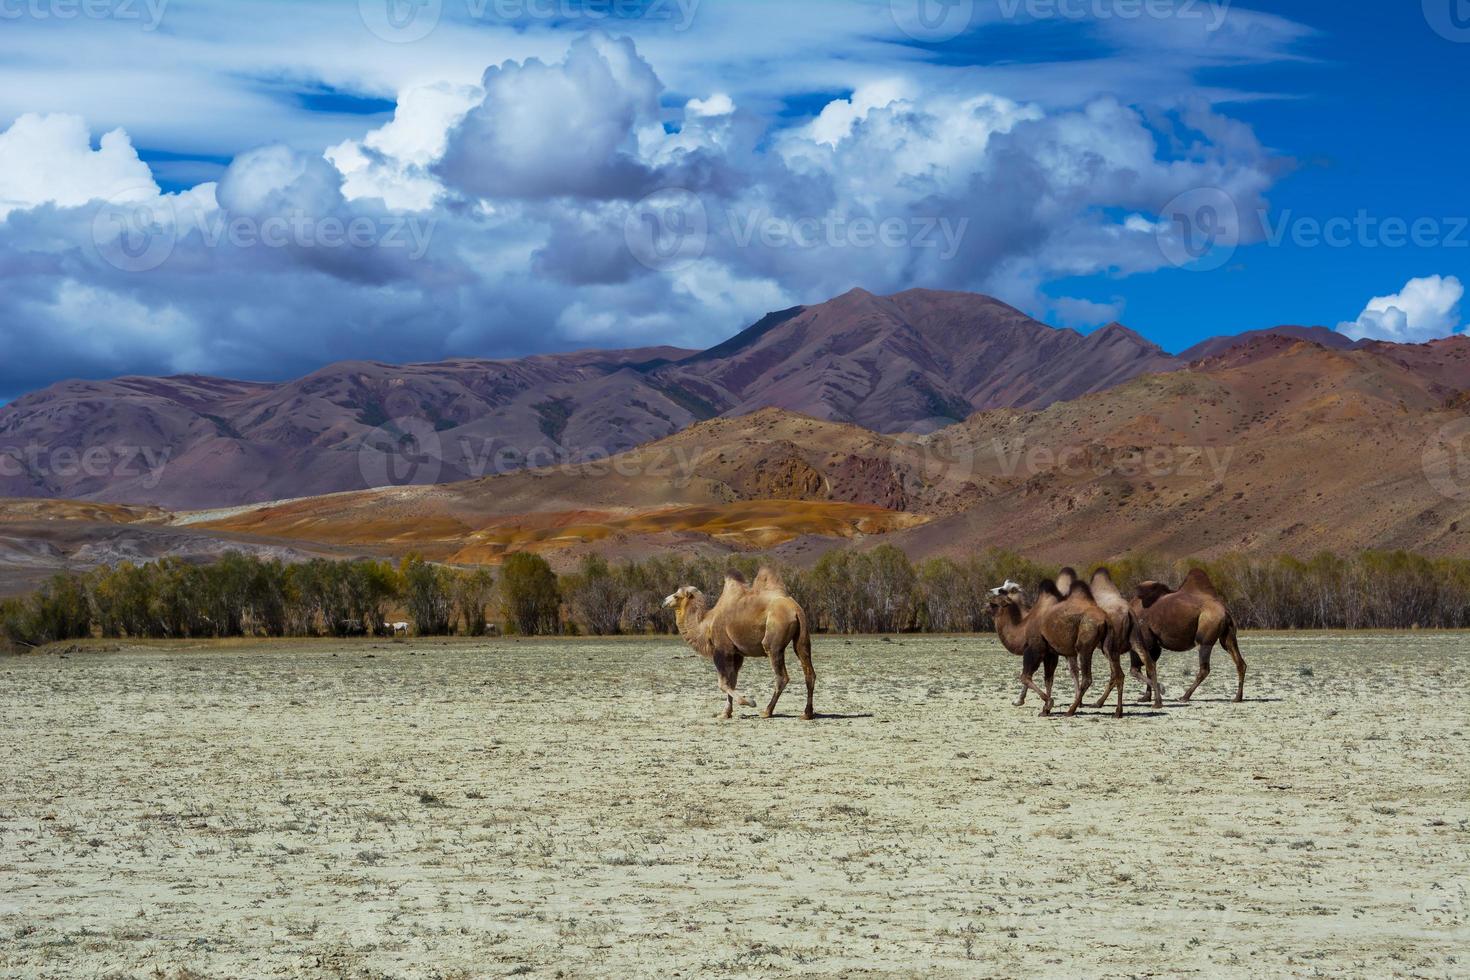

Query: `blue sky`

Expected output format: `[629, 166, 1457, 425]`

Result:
[0, 0, 1465, 396]
[1061, 0, 1470, 346]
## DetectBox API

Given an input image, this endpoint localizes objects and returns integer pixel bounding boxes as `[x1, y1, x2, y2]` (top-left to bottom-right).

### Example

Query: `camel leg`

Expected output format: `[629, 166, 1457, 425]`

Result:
[1108, 653, 1125, 719]
[1222, 624, 1247, 703]
[1016, 650, 1052, 715]
[1180, 642, 1213, 702]
[1017, 656, 1064, 707]
[1092, 655, 1119, 709]
[1131, 667, 1156, 702]
[1130, 651, 1154, 702]
[714, 653, 753, 719]
[792, 623, 816, 721]
[762, 635, 790, 719]
[1065, 651, 1092, 717]
[1040, 652, 1059, 718]
[1130, 643, 1166, 707]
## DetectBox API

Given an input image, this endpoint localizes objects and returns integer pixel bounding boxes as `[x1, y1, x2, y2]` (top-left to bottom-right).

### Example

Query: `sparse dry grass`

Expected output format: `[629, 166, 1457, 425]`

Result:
[0, 634, 1466, 977]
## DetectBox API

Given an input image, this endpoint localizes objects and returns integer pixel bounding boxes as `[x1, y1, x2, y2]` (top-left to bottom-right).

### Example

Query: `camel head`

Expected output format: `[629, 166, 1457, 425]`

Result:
[662, 585, 703, 613]
[987, 580, 1025, 612]
[1134, 581, 1172, 609]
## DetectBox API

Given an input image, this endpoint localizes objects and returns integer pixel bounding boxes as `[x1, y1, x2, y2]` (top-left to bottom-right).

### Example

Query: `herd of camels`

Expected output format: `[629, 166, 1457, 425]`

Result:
[662, 566, 1245, 720]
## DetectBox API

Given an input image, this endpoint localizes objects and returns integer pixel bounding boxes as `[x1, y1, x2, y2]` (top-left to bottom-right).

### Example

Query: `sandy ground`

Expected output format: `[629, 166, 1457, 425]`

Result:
[1, 633, 1466, 979]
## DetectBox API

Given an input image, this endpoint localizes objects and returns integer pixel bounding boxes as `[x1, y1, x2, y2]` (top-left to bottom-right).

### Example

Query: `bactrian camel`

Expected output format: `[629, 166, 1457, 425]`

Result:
[1094, 569, 1247, 704]
[664, 568, 816, 720]
[988, 577, 1120, 717]
[1089, 567, 1165, 710]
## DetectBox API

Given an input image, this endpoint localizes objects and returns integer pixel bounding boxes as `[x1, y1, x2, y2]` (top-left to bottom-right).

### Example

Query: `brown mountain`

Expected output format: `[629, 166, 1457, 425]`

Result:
[0, 348, 701, 510]
[651, 289, 1178, 431]
[4, 331, 1465, 593]
[0, 289, 1180, 509]
[1176, 325, 1356, 362]
[891, 334, 1470, 561]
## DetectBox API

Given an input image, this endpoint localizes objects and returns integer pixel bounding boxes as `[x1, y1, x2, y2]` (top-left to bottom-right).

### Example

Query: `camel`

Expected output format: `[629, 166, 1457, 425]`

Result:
[1012, 568, 1078, 707]
[988, 577, 1118, 717]
[663, 568, 816, 720]
[1094, 569, 1247, 704]
[1088, 567, 1165, 710]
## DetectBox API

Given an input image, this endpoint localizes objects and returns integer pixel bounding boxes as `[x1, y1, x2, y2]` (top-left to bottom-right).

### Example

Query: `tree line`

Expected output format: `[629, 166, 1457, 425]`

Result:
[4, 546, 1469, 649]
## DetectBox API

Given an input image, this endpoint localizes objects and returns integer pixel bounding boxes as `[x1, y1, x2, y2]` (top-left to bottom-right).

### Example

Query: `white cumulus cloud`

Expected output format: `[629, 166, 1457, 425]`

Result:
[0, 113, 156, 219]
[1337, 275, 1466, 343]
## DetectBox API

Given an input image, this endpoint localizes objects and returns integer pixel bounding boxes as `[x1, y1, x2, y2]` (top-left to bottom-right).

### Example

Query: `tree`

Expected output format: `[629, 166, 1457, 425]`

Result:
[452, 568, 496, 636]
[500, 553, 561, 636]
[563, 555, 625, 635]
[400, 555, 454, 635]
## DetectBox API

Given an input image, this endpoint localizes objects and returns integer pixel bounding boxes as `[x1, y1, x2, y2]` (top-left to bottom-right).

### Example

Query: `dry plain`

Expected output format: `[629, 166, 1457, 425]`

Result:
[1, 634, 1466, 978]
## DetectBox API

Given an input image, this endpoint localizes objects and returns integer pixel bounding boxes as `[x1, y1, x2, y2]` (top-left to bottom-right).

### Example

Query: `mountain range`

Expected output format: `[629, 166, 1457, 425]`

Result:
[1, 287, 1466, 593]
[3, 287, 1224, 509]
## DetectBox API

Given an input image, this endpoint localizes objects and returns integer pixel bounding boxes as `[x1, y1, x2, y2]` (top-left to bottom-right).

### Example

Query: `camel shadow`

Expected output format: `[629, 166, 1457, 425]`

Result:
[1179, 697, 1284, 704]
[802, 712, 875, 722]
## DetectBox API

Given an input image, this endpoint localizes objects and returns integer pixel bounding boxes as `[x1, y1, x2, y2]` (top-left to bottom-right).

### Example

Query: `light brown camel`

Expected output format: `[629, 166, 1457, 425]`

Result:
[988, 578, 1116, 717]
[1088, 567, 1165, 710]
[1094, 569, 1247, 704]
[663, 568, 816, 720]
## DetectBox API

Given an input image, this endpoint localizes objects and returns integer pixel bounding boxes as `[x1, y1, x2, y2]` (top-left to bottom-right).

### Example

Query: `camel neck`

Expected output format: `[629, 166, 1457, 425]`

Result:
[994, 606, 1028, 654]
[676, 601, 713, 659]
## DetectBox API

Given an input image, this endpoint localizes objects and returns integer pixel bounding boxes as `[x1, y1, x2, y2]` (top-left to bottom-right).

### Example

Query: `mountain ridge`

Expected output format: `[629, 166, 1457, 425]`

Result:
[0, 287, 1431, 509]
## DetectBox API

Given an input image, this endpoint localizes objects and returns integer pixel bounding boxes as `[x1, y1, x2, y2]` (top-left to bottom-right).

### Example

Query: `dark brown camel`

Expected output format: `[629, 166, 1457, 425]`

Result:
[1013, 567, 1082, 708]
[989, 578, 1117, 717]
[664, 568, 816, 720]
[1094, 569, 1247, 704]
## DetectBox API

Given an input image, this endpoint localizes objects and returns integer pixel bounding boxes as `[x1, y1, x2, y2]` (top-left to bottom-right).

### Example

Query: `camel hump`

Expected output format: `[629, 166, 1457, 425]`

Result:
[1089, 567, 1125, 602]
[719, 571, 751, 603]
[753, 566, 787, 594]
[1179, 568, 1221, 598]
[1066, 581, 1096, 603]
[1055, 567, 1078, 594]
[1038, 580, 1065, 601]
